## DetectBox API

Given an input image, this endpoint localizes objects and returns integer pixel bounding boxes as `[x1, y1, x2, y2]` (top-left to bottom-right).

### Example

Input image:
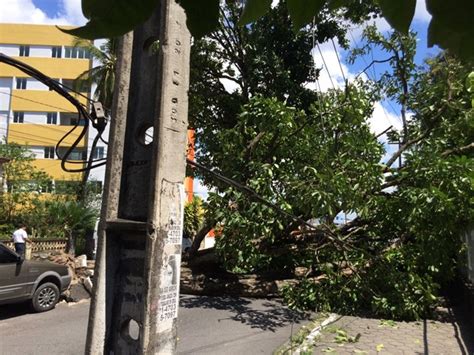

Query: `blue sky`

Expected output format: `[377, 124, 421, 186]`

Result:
[1, 0, 86, 26]
[31, 0, 62, 18]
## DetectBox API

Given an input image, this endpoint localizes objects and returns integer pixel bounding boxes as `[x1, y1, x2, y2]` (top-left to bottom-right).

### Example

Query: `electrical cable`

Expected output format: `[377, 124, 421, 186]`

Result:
[316, 43, 336, 90]
[186, 158, 342, 244]
[331, 38, 347, 84]
[2, 112, 88, 136]
[0, 53, 107, 173]
[0, 91, 76, 113]
[1, 114, 107, 166]
[348, 27, 403, 133]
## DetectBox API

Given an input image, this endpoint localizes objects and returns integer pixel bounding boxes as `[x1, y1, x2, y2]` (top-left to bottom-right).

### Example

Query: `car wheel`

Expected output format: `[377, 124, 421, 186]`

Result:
[32, 282, 60, 312]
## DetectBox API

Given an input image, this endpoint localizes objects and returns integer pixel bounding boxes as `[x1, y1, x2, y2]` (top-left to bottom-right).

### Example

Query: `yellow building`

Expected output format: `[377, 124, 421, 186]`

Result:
[0, 23, 95, 186]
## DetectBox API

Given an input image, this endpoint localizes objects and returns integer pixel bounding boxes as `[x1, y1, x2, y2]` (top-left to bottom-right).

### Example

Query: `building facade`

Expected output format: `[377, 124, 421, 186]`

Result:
[0, 23, 107, 190]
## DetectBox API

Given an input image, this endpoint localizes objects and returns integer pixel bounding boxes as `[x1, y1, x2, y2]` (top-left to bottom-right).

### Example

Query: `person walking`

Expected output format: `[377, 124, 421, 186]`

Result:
[12, 224, 29, 259]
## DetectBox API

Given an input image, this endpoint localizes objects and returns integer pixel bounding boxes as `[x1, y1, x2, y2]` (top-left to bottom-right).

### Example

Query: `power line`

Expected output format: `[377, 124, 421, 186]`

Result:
[0, 122, 74, 145]
[331, 38, 346, 83]
[0, 113, 98, 143]
[0, 91, 78, 113]
[0, 54, 107, 173]
[349, 28, 376, 82]
[347, 28, 403, 136]
[316, 43, 336, 90]
[3, 118, 86, 137]
[187, 158, 354, 250]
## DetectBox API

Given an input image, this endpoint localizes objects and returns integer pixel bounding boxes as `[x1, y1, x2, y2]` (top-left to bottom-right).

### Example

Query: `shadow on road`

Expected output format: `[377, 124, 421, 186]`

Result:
[0, 301, 33, 320]
[447, 306, 474, 354]
[0, 298, 72, 321]
[179, 295, 308, 332]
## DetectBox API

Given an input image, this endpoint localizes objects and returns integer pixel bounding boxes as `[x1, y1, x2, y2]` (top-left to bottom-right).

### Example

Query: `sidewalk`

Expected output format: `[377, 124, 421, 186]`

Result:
[307, 306, 474, 355]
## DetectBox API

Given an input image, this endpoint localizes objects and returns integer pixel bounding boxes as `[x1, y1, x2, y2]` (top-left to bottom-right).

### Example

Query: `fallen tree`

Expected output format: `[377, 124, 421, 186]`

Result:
[190, 26, 474, 320]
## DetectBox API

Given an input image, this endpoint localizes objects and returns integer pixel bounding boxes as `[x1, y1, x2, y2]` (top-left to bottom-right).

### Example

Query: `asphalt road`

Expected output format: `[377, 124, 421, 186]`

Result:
[0, 295, 309, 354]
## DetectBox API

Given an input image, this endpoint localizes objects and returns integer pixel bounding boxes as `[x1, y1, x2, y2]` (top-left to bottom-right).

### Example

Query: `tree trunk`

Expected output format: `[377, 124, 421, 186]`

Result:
[188, 219, 214, 258]
[66, 230, 75, 256]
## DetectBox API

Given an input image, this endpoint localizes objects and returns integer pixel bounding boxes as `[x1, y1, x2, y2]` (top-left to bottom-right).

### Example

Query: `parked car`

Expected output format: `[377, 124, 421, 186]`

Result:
[0, 243, 71, 312]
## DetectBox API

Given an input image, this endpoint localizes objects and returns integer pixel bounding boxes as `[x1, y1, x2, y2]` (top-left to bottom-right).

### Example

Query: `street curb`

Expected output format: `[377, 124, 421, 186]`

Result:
[274, 313, 339, 354]
[293, 313, 339, 354]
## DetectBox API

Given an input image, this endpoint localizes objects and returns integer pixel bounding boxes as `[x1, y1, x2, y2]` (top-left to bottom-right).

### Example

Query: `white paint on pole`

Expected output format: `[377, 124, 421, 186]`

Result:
[166, 184, 184, 245]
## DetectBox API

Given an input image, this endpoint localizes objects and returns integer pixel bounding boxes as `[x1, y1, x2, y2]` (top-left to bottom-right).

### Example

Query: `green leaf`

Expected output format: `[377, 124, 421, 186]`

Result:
[177, 0, 220, 38]
[327, 0, 349, 11]
[61, 0, 159, 39]
[81, 0, 107, 19]
[377, 0, 415, 33]
[467, 72, 474, 107]
[238, 0, 272, 26]
[466, 72, 474, 93]
[287, 0, 326, 30]
[426, 0, 474, 60]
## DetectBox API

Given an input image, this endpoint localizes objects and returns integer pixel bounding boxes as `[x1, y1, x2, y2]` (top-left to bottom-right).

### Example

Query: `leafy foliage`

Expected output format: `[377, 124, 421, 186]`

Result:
[0, 142, 98, 253]
[201, 26, 473, 319]
[69, 0, 474, 60]
[61, 0, 159, 39]
[378, 0, 416, 34]
[0, 142, 52, 223]
[74, 38, 118, 109]
[426, 0, 474, 60]
[183, 196, 204, 237]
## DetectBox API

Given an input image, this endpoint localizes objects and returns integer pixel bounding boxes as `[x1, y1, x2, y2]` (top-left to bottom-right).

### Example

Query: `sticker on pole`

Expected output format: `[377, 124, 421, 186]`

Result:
[157, 253, 181, 328]
[166, 184, 185, 245]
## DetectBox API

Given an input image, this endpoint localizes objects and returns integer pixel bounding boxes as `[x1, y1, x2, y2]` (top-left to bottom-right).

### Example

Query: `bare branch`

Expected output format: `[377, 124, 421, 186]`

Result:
[243, 131, 265, 160]
[441, 142, 474, 157]
[356, 57, 394, 79]
[375, 125, 393, 139]
[384, 130, 430, 171]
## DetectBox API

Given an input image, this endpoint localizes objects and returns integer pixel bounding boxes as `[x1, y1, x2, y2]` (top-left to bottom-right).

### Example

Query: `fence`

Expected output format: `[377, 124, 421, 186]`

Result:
[2, 239, 67, 259]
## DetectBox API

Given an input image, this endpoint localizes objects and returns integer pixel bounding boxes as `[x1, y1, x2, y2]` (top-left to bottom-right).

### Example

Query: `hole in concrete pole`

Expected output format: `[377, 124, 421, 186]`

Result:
[138, 124, 154, 145]
[121, 318, 140, 341]
[143, 36, 160, 56]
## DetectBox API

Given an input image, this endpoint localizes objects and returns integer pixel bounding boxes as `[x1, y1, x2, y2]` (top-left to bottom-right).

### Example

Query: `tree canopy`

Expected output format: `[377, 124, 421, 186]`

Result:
[190, 10, 473, 318]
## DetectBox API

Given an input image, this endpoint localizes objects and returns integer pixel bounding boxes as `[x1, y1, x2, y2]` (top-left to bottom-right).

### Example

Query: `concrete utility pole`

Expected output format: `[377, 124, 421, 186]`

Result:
[85, 0, 191, 353]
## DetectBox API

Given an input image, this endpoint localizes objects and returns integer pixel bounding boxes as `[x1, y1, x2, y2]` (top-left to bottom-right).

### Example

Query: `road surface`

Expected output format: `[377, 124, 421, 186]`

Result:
[0, 295, 309, 354]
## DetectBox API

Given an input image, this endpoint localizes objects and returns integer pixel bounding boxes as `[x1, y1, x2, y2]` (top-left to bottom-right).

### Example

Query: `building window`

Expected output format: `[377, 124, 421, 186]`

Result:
[47, 112, 57, 124]
[19, 45, 30, 57]
[51, 46, 62, 58]
[44, 147, 55, 159]
[70, 117, 86, 126]
[16, 78, 27, 90]
[64, 46, 91, 59]
[93, 146, 105, 159]
[67, 149, 86, 160]
[13, 112, 24, 123]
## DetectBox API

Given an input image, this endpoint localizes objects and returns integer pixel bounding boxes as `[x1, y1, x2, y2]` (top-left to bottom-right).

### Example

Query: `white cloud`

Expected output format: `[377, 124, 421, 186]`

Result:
[370, 102, 402, 137]
[60, 0, 87, 25]
[309, 40, 353, 92]
[414, 0, 431, 23]
[194, 178, 210, 200]
[306, 38, 402, 144]
[0, 0, 86, 26]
